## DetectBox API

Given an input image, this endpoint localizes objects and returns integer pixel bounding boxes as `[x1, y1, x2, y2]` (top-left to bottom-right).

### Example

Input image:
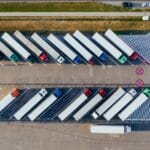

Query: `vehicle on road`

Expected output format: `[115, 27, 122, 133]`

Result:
[92, 32, 128, 64]
[0, 41, 19, 62]
[31, 33, 65, 64]
[73, 30, 108, 62]
[90, 125, 131, 134]
[118, 88, 150, 121]
[92, 87, 126, 119]
[0, 88, 21, 112]
[14, 88, 48, 120]
[1, 32, 35, 63]
[47, 33, 81, 64]
[104, 29, 138, 60]
[58, 88, 92, 121]
[64, 33, 95, 65]
[14, 30, 48, 62]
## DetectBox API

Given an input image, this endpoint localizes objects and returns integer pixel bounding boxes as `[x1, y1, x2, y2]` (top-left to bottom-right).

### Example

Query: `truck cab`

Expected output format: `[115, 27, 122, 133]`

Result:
[84, 88, 92, 97]
[130, 52, 138, 60]
[99, 89, 107, 97]
[74, 56, 81, 64]
[88, 58, 95, 66]
[10, 54, 20, 62]
[119, 55, 128, 64]
[39, 53, 48, 61]
[99, 53, 108, 62]
[11, 88, 21, 97]
[54, 88, 62, 98]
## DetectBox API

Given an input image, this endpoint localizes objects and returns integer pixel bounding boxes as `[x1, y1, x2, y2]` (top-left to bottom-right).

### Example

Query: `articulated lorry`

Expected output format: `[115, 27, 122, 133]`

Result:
[58, 89, 92, 121]
[92, 87, 126, 119]
[73, 30, 107, 62]
[14, 30, 48, 62]
[47, 34, 82, 64]
[104, 29, 138, 60]
[92, 32, 128, 64]
[14, 88, 48, 120]
[118, 88, 150, 121]
[90, 125, 131, 134]
[103, 89, 137, 121]
[73, 89, 107, 121]
[28, 88, 62, 121]
[64, 33, 95, 65]
[0, 88, 21, 112]
[1, 32, 34, 63]
[0, 41, 19, 62]
[31, 33, 65, 64]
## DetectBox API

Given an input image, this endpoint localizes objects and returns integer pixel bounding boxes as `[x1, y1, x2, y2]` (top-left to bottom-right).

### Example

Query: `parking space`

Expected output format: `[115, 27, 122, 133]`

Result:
[0, 30, 149, 67]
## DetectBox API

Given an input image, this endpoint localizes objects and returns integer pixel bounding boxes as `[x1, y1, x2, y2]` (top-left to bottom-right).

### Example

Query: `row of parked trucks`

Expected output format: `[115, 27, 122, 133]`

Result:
[0, 87, 150, 123]
[0, 29, 139, 64]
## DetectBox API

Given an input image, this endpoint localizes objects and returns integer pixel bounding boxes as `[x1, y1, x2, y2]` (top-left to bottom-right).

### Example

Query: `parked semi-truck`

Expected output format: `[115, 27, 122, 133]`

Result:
[0, 88, 21, 112]
[64, 33, 95, 65]
[28, 88, 62, 121]
[13, 30, 48, 62]
[92, 87, 126, 119]
[104, 29, 138, 60]
[14, 88, 48, 120]
[1, 32, 34, 63]
[103, 89, 137, 121]
[73, 30, 107, 62]
[92, 32, 128, 64]
[0, 41, 19, 62]
[31, 33, 65, 64]
[90, 125, 131, 134]
[73, 89, 107, 121]
[47, 33, 82, 64]
[118, 88, 150, 121]
[58, 88, 92, 121]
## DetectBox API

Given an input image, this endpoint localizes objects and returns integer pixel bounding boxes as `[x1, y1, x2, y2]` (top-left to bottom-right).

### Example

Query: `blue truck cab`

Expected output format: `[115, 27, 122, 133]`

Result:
[74, 56, 82, 64]
[54, 88, 62, 98]
[99, 53, 108, 62]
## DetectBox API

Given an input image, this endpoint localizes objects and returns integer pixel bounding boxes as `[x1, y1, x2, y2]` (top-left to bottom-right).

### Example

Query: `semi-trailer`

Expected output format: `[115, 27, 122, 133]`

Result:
[0, 88, 21, 112]
[13, 30, 48, 62]
[47, 33, 81, 64]
[31, 33, 65, 64]
[73, 30, 107, 62]
[58, 89, 92, 121]
[91, 87, 126, 119]
[0, 41, 19, 62]
[28, 88, 62, 121]
[90, 125, 131, 134]
[92, 32, 128, 64]
[104, 29, 138, 60]
[64, 33, 95, 65]
[118, 88, 150, 121]
[103, 89, 137, 121]
[73, 89, 107, 121]
[14, 88, 48, 120]
[1, 32, 34, 63]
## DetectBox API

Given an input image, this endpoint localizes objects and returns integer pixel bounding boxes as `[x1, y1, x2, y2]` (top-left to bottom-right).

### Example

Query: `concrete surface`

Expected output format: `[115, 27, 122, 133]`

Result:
[0, 64, 149, 87]
[0, 122, 150, 150]
[0, 12, 149, 17]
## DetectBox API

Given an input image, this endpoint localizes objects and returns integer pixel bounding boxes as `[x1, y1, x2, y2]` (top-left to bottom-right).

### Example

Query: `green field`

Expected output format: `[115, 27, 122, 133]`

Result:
[0, 2, 130, 12]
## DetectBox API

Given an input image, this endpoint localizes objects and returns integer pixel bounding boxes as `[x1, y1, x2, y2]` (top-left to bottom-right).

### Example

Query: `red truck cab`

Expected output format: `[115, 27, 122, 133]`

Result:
[88, 58, 96, 66]
[39, 53, 48, 61]
[130, 52, 138, 60]
[99, 89, 107, 97]
[84, 88, 92, 97]
[11, 88, 21, 97]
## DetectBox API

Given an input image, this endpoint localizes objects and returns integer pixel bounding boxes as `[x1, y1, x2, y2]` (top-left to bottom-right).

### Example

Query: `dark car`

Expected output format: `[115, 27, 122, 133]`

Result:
[122, 2, 133, 8]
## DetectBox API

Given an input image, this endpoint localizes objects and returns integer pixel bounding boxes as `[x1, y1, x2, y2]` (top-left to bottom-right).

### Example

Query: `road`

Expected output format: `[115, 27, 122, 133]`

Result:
[0, 64, 149, 87]
[0, 12, 149, 17]
[0, 122, 150, 150]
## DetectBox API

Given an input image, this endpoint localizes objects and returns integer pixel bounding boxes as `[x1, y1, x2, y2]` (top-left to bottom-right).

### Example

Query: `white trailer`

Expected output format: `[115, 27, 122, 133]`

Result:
[73, 30, 107, 61]
[0, 41, 19, 62]
[90, 125, 131, 134]
[14, 89, 48, 120]
[1, 32, 33, 62]
[73, 93, 103, 121]
[104, 29, 138, 60]
[92, 32, 128, 64]
[28, 94, 57, 121]
[58, 89, 91, 121]
[31, 33, 65, 63]
[64, 33, 94, 64]
[47, 33, 81, 64]
[118, 93, 149, 121]
[103, 89, 137, 121]
[13, 30, 48, 62]
[92, 88, 125, 119]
